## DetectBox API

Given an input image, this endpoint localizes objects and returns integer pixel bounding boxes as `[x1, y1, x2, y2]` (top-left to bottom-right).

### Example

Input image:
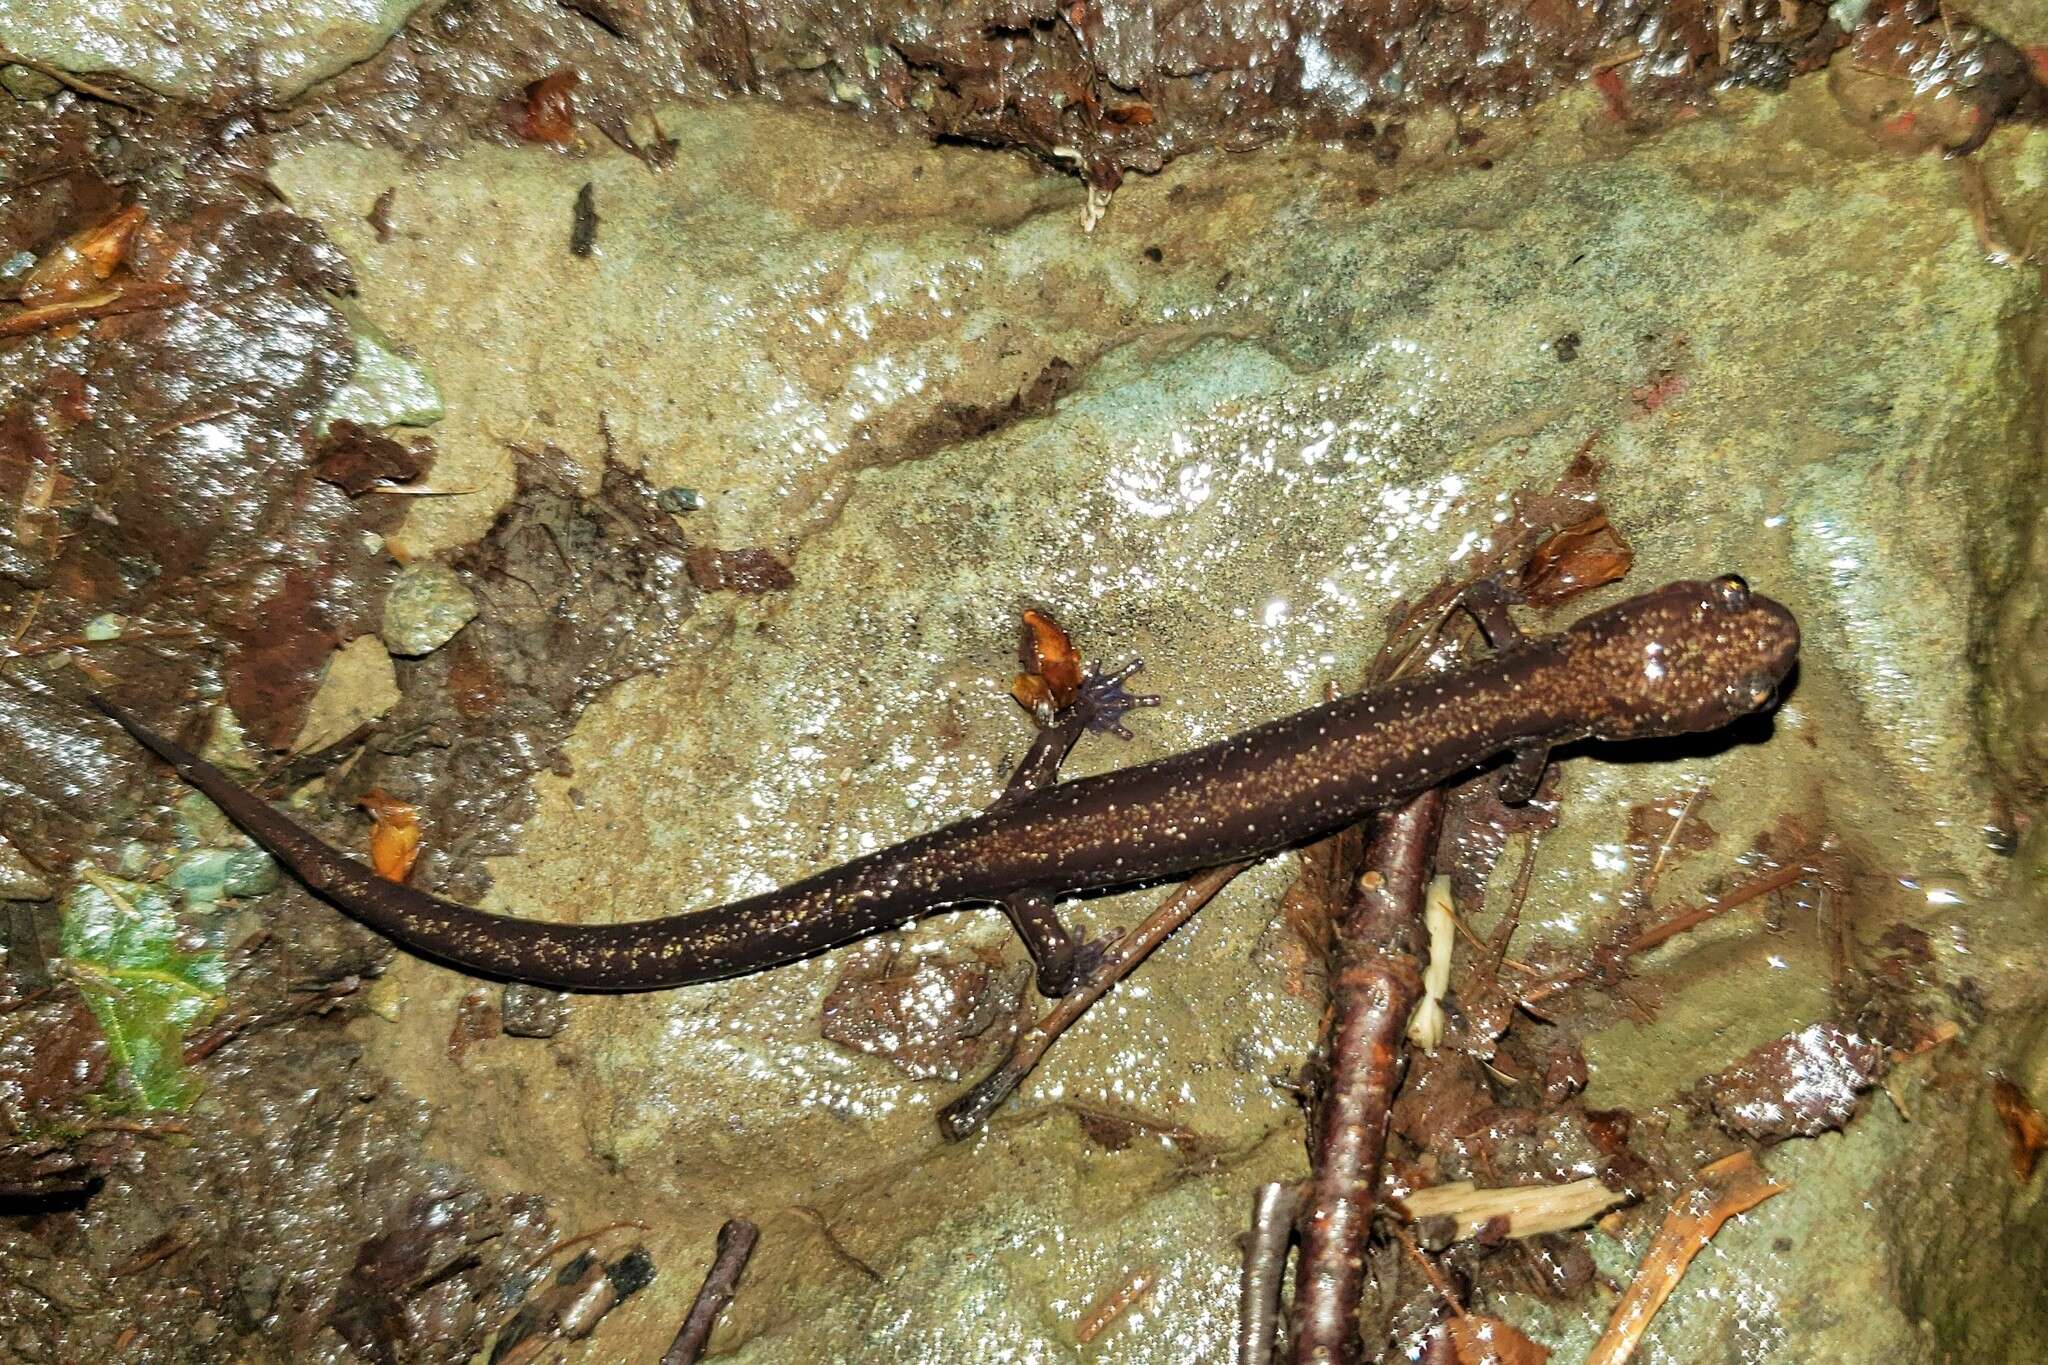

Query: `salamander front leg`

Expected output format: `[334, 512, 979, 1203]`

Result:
[1459, 578, 1526, 651]
[997, 616, 1159, 994]
[1001, 657, 1160, 802]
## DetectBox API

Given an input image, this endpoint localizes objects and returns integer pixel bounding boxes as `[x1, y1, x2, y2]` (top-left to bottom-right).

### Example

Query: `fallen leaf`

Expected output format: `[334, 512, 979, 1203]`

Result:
[511, 69, 580, 144]
[1991, 1076, 2048, 1181]
[684, 545, 794, 594]
[1012, 608, 1083, 714]
[313, 420, 432, 496]
[357, 788, 422, 883]
[59, 869, 227, 1111]
[1520, 511, 1632, 606]
[1627, 369, 1686, 416]
[1448, 1313, 1550, 1365]
[1585, 1152, 1784, 1365]
[18, 204, 147, 305]
[446, 984, 498, 1062]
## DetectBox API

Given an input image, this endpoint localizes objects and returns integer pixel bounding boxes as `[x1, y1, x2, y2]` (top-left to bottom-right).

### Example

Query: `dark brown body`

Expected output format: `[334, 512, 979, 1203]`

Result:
[95, 576, 1798, 992]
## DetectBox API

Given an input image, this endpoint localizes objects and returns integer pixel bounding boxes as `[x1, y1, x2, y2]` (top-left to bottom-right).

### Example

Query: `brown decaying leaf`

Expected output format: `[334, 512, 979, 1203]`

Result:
[356, 788, 422, 883]
[1012, 608, 1083, 714]
[446, 986, 499, 1062]
[511, 69, 580, 144]
[17, 204, 146, 305]
[683, 545, 794, 594]
[1991, 1076, 2048, 1181]
[1519, 510, 1632, 607]
[1448, 1313, 1550, 1365]
[223, 571, 339, 749]
[313, 420, 432, 496]
[1584, 1152, 1785, 1365]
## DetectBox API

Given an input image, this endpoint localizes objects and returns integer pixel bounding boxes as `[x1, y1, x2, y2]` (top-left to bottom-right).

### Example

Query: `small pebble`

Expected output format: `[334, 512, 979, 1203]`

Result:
[381, 562, 478, 657]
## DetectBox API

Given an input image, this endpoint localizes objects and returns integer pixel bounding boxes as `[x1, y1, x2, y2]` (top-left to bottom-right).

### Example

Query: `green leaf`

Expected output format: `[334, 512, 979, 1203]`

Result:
[59, 868, 228, 1112]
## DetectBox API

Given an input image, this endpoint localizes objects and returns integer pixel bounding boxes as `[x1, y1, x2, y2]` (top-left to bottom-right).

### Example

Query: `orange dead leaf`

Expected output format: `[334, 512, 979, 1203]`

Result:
[1585, 1151, 1784, 1365]
[511, 69, 580, 144]
[1991, 1076, 2048, 1182]
[1012, 608, 1083, 715]
[1627, 369, 1687, 416]
[1520, 510, 1633, 607]
[357, 788, 423, 883]
[1448, 1314, 1550, 1365]
[17, 205, 146, 305]
[447, 984, 498, 1062]
[1591, 67, 1631, 121]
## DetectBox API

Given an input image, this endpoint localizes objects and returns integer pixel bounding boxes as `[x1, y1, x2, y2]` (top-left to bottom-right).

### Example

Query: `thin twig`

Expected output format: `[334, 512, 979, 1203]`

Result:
[1520, 855, 1813, 1007]
[0, 280, 185, 338]
[1239, 1182, 1300, 1365]
[1076, 1265, 1156, 1343]
[661, 1219, 759, 1365]
[938, 861, 1247, 1139]
[110, 1228, 195, 1276]
[1639, 784, 1702, 906]
[3, 626, 199, 660]
[523, 1220, 653, 1271]
[0, 48, 149, 112]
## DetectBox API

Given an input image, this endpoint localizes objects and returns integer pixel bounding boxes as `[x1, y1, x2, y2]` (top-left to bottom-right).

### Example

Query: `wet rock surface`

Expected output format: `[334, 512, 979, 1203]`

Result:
[2, 3, 2047, 1363]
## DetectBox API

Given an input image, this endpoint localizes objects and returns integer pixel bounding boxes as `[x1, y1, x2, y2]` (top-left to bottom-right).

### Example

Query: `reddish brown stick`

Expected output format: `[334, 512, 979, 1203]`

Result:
[939, 862, 1246, 1138]
[1519, 855, 1811, 1007]
[1290, 788, 1444, 1365]
[662, 1218, 759, 1365]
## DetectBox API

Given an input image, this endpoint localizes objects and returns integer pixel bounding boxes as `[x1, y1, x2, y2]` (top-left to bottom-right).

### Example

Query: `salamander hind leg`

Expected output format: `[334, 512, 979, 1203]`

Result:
[1458, 578, 1527, 651]
[1498, 741, 1551, 804]
[999, 891, 1115, 998]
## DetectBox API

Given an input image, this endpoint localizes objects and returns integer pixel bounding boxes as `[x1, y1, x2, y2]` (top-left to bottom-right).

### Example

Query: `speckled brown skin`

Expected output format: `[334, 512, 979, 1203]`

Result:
[91, 576, 1797, 993]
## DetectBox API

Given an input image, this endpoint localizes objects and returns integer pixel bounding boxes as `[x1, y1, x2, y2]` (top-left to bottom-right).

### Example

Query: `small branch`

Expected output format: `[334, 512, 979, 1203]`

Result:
[1290, 789, 1444, 1365]
[939, 861, 1246, 1139]
[3, 626, 199, 661]
[1238, 1182, 1299, 1365]
[0, 48, 149, 112]
[1076, 1265, 1156, 1344]
[661, 1219, 759, 1365]
[0, 280, 186, 339]
[1520, 855, 1813, 1008]
[1398, 1176, 1623, 1241]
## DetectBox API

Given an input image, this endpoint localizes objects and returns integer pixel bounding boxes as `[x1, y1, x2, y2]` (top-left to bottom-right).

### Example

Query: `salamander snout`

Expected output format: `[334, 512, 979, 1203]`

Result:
[1568, 577, 1800, 741]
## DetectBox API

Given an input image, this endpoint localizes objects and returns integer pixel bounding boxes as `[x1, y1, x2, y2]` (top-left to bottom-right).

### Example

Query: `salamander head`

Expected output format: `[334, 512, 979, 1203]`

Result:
[1562, 575, 1800, 741]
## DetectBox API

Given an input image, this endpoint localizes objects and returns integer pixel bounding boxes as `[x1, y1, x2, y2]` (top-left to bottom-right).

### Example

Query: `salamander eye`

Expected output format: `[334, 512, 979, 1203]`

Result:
[1709, 574, 1751, 611]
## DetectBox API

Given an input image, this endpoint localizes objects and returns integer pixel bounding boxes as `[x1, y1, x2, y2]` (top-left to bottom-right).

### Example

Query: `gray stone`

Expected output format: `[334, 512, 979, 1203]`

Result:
[0, 0, 429, 103]
[268, 83, 2048, 1363]
[379, 562, 477, 658]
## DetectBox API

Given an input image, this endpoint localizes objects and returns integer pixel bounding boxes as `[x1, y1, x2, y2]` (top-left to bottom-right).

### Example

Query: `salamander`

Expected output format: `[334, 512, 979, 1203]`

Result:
[92, 574, 1798, 996]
